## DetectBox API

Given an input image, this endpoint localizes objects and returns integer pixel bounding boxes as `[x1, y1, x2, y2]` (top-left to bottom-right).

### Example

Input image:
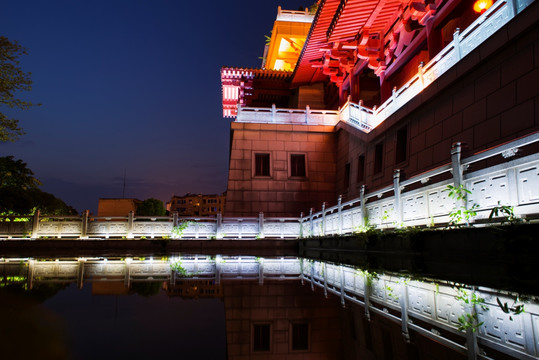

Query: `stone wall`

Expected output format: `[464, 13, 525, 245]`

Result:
[223, 280, 343, 359]
[225, 122, 337, 217]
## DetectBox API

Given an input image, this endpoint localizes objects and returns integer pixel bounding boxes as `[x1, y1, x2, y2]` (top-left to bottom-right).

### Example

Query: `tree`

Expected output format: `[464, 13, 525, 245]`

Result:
[136, 198, 166, 216]
[0, 156, 76, 216]
[0, 36, 38, 142]
[0, 156, 41, 189]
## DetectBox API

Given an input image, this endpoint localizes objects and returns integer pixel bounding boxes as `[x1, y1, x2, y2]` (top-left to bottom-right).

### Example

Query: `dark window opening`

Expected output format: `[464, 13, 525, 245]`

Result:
[344, 163, 351, 188]
[349, 315, 357, 341]
[253, 324, 271, 352]
[382, 328, 394, 360]
[396, 126, 408, 164]
[374, 143, 384, 174]
[291, 323, 309, 350]
[255, 153, 270, 176]
[290, 154, 306, 177]
[357, 155, 365, 183]
[364, 318, 373, 350]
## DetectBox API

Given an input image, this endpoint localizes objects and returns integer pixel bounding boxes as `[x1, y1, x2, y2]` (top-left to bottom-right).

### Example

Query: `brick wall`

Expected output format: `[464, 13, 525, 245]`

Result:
[223, 280, 343, 359]
[335, 2, 539, 202]
[226, 122, 337, 217]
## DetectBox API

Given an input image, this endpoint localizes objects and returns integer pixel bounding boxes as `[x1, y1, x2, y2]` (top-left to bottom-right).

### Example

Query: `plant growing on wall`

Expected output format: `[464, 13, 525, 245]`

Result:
[171, 221, 191, 239]
[446, 184, 479, 227]
[170, 259, 193, 277]
[488, 202, 523, 225]
[455, 287, 488, 332]
[497, 295, 526, 320]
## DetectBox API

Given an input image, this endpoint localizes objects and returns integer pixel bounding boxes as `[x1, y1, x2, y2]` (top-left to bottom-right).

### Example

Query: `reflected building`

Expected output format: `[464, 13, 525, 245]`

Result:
[223, 280, 343, 359]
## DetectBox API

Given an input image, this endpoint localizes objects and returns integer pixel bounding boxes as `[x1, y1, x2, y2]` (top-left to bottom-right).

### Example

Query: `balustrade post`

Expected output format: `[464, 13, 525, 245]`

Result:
[81, 210, 89, 239]
[27, 259, 35, 290]
[258, 258, 264, 285]
[393, 170, 403, 227]
[124, 257, 132, 288]
[309, 208, 314, 237]
[299, 212, 304, 238]
[360, 185, 366, 226]
[215, 255, 222, 285]
[506, 168, 519, 207]
[258, 212, 264, 239]
[271, 103, 276, 122]
[337, 195, 343, 234]
[418, 62, 425, 88]
[400, 282, 410, 342]
[127, 211, 134, 239]
[451, 142, 467, 214]
[216, 213, 223, 239]
[30, 210, 41, 239]
[237, 103, 242, 118]
[323, 262, 328, 298]
[305, 105, 310, 124]
[173, 211, 178, 227]
[77, 258, 86, 289]
[364, 273, 371, 320]
[508, 0, 518, 16]
[453, 28, 461, 60]
[339, 265, 346, 307]
[465, 288, 479, 360]
[321, 202, 327, 236]
[238, 219, 243, 239]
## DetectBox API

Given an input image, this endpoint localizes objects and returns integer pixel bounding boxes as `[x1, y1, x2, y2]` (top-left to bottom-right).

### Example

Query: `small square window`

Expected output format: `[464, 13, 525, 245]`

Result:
[255, 153, 270, 177]
[290, 154, 306, 177]
[253, 324, 271, 352]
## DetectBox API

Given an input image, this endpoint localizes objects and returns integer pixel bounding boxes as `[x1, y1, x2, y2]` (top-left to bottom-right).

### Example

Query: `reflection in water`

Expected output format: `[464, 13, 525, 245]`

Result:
[1, 256, 537, 360]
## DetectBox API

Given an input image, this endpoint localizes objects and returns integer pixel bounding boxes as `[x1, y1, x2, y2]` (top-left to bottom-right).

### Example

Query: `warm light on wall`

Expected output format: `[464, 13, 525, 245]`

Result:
[473, 0, 493, 13]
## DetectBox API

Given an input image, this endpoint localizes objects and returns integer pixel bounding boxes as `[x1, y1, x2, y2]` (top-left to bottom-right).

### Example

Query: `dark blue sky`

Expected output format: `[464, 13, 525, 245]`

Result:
[1, 0, 311, 213]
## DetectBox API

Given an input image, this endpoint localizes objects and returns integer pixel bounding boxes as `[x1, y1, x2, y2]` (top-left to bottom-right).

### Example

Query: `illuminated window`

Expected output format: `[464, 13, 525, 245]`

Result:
[290, 154, 306, 177]
[253, 324, 271, 352]
[255, 153, 270, 177]
[357, 155, 365, 183]
[374, 142, 384, 174]
[395, 126, 408, 164]
[291, 323, 309, 351]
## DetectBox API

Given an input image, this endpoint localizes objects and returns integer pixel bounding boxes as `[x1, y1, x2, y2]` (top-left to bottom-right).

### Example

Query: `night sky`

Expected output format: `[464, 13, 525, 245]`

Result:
[1, 0, 311, 213]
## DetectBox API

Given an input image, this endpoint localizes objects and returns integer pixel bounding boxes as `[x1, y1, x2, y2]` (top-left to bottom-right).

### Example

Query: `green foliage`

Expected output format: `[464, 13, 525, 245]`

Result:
[0, 156, 76, 216]
[446, 184, 478, 227]
[354, 223, 376, 233]
[308, 1, 319, 14]
[385, 284, 398, 301]
[455, 288, 488, 332]
[171, 221, 191, 238]
[0, 37, 39, 142]
[0, 156, 41, 189]
[170, 259, 197, 277]
[136, 198, 166, 216]
[488, 202, 523, 225]
[496, 296, 525, 321]
[130, 281, 162, 297]
[357, 269, 379, 288]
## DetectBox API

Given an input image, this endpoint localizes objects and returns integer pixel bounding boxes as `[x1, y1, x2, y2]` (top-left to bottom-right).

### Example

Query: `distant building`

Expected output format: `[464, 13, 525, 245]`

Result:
[97, 198, 141, 217]
[167, 193, 226, 217]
